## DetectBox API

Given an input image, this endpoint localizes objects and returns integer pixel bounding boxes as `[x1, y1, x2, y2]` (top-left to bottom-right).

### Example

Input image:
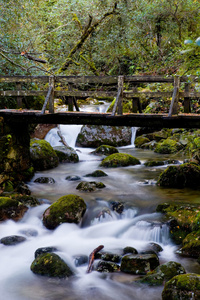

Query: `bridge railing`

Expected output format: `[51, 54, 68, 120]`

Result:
[0, 75, 200, 115]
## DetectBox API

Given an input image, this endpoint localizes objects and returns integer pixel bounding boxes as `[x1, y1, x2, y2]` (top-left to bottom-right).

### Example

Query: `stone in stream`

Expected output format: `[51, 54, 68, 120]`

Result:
[0, 235, 26, 245]
[34, 246, 58, 258]
[120, 254, 159, 275]
[65, 175, 81, 181]
[84, 170, 108, 177]
[54, 145, 79, 163]
[76, 181, 106, 192]
[34, 177, 55, 184]
[91, 145, 119, 156]
[162, 273, 200, 300]
[100, 153, 141, 168]
[43, 194, 87, 229]
[30, 253, 74, 278]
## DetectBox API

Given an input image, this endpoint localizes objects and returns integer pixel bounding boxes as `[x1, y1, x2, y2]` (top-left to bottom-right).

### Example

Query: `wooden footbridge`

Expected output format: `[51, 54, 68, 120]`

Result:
[0, 75, 200, 128]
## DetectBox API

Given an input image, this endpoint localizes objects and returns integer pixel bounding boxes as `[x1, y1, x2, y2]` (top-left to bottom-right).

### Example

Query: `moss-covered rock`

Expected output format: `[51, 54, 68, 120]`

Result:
[157, 163, 200, 189]
[30, 138, 59, 171]
[162, 273, 200, 300]
[54, 146, 79, 163]
[0, 196, 28, 221]
[76, 125, 132, 147]
[140, 261, 186, 286]
[84, 170, 108, 177]
[30, 253, 74, 278]
[100, 153, 141, 168]
[96, 261, 120, 273]
[144, 160, 165, 167]
[179, 230, 200, 258]
[155, 138, 182, 154]
[76, 181, 106, 192]
[91, 145, 119, 156]
[134, 136, 150, 148]
[120, 254, 159, 275]
[43, 194, 87, 229]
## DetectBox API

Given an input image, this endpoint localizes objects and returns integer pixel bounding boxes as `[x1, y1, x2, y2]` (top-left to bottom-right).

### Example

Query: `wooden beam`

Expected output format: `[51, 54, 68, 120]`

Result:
[168, 76, 180, 116]
[184, 82, 191, 113]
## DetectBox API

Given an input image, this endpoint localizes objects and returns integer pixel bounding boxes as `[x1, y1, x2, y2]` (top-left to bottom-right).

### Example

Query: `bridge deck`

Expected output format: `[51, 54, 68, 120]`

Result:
[0, 109, 200, 128]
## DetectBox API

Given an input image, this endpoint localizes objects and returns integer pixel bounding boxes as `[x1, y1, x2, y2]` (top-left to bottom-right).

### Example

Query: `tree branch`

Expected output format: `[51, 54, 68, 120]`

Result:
[0, 51, 27, 71]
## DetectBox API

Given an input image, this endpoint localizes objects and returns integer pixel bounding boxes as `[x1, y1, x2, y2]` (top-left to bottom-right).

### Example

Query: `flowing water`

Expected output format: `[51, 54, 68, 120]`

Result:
[1, 103, 200, 300]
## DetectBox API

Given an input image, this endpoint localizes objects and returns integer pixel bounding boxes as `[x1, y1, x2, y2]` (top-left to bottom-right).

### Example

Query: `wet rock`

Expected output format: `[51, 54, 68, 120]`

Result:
[97, 252, 121, 263]
[34, 177, 55, 184]
[35, 246, 58, 258]
[100, 153, 140, 168]
[140, 261, 186, 286]
[110, 201, 124, 214]
[30, 253, 74, 278]
[0, 196, 28, 221]
[147, 242, 163, 253]
[76, 181, 106, 192]
[164, 159, 180, 165]
[74, 255, 88, 267]
[54, 145, 79, 163]
[30, 138, 59, 171]
[19, 229, 38, 237]
[120, 254, 159, 275]
[65, 175, 81, 181]
[31, 124, 57, 139]
[96, 261, 120, 273]
[162, 273, 200, 300]
[91, 145, 119, 156]
[134, 136, 150, 148]
[157, 163, 200, 189]
[144, 160, 165, 167]
[15, 182, 31, 195]
[12, 195, 40, 207]
[84, 170, 108, 177]
[76, 125, 132, 147]
[123, 246, 138, 255]
[155, 138, 183, 154]
[0, 235, 26, 245]
[178, 230, 200, 258]
[43, 194, 87, 229]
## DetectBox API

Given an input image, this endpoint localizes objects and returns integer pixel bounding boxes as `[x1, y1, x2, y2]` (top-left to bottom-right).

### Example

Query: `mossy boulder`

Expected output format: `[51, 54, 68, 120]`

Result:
[76, 125, 132, 147]
[144, 160, 165, 167]
[140, 261, 186, 286]
[157, 163, 200, 189]
[84, 170, 108, 177]
[134, 136, 150, 148]
[30, 138, 59, 171]
[120, 254, 159, 275]
[162, 273, 200, 300]
[100, 153, 140, 168]
[179, 230, 200, 258]
[54, 146, 79, 163]
[155, 138, 182, 154]
[187, 137, 200, 164]
[43, 194, 87, 229]
[91, 145, 119, 156]
[76, 181, 106, 192]
[0, 196, 28, 221]
[96, 261, 120, 273]
[30, 253, 74, 278]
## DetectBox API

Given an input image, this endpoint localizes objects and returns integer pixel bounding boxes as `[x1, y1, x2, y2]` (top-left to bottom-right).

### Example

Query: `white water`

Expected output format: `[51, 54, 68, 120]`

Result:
[1, 104, 199, 299]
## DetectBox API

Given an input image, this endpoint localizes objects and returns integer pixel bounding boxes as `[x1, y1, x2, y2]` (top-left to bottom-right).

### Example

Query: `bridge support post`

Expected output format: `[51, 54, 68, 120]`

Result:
[117, 75, 124, 115]
[184, 82, 191, 113]
[68, 83, 74, 111]
[168, 75, 180, 116]
[49, 76, 55, 113]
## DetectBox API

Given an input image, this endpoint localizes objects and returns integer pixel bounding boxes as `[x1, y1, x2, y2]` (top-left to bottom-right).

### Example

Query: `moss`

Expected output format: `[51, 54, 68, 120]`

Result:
[100, 153, 140, 168]
[157, 163, 200, 189]
[43, 194, 87, 229]
[0, 197, 18, 208]
[162, 273, 200, 300]
[76, 181, 106, 192]
[144, 160, 165, 167]
[30, 139, 59, 170]
[155, 138, 181, 154]
[181, 230, 200, 257]
[134, 136, 150, 148]
[84, 170, 108, 177]
[30, 253, 74, 278]
[91, 145, 119, 156]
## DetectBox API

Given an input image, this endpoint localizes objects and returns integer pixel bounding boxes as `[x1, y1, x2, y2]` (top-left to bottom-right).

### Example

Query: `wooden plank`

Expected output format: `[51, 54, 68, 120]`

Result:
[117, 76, 124, 115]
[1, 110, 200, 128]
[0, 90, 47, 96]
[184, 82, 191, 113]
[48, 76, 55, 113]
[41, 86, 53, 114]
[54, 90, 116, 98]
[112, 87, 122, 116]
[125, 75, 174, 83]
[0, 76, 49, 83]
[56, 76, 118, 85]
[124, 91, 172, 98]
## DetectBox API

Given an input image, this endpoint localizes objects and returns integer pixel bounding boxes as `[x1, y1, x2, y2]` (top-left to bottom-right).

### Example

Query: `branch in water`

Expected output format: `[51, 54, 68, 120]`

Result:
[86, 245, 104, 273]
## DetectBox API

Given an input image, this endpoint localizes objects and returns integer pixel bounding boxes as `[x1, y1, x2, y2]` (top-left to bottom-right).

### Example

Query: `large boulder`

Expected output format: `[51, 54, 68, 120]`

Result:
[157, 163, 200, 189]
[134, 136, 150, 148]
[140, 261, 186, 286]
[30, 253, 74, 278]
[30, 138, 59, 171]
[162, 273, 200, 300]
[76, 125, 132, 147]
[120, 254, 159, 275]
[100, 153, 140, 168]
[91, 145, 119, 156]
[53, 145, 79, 163]
[179, 230, 200, 258]
[43, 194, 87, 229]
[155, 138, 182, 154]
[76, 181, 106, 192]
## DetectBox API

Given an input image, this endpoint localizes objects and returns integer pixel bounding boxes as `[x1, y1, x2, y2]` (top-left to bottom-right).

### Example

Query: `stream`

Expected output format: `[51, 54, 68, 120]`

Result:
[0, 103, 200, 300]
